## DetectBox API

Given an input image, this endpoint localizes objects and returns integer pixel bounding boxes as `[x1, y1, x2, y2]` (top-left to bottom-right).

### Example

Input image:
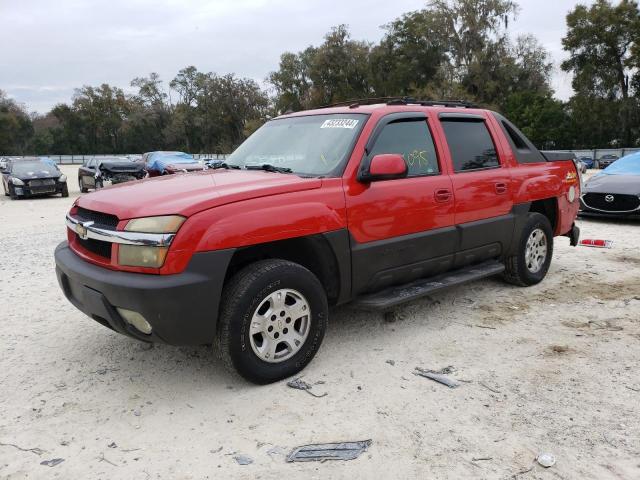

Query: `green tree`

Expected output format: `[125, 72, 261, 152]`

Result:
[502, 92, 572, 149]
[268, 25, 373, 111]
[0, 90, 33, 154]
[562, 0, 640, 145]
[369, 10, 446, 97]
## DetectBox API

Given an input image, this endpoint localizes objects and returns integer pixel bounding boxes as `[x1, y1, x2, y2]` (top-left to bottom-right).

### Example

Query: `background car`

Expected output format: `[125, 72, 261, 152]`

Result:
[143, 151, 205, 176]
[1, 157, 68, 199]
[578, 156, 595, 169]
[597, 154, 619, 169]
[78, 156, 146, 192]
[580, 152, 640, 218]
[574, 158, 587, 174]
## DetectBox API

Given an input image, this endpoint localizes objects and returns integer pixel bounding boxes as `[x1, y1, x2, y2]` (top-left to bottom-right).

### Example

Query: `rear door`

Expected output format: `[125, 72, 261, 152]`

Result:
[437, 114, 514, 267]
[346, 113, 456, 294]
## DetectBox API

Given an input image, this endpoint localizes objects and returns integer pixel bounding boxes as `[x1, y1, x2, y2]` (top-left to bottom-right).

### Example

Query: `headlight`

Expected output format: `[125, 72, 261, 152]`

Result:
[10, 177, 24, 186]
[58, 174, 67, 182]
[124, 215, 185, 233]
[118, 215, 186, 268]
[118, 245, 169, 268]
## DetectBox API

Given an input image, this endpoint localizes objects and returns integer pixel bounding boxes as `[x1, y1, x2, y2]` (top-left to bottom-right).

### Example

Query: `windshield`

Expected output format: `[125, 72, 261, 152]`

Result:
[11, 161, 59, 176]
[226, 114, 367, 176]
[601, 153, 640, 175]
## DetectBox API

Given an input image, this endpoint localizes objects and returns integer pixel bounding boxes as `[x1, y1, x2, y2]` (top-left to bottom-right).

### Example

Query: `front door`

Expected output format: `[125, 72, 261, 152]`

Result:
[345, 114, 456, 294]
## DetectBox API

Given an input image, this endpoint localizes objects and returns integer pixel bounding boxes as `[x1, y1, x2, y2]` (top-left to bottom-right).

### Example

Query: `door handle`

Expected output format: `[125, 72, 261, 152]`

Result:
[495, 182, 508, 195]
[434, 189, 452, 203]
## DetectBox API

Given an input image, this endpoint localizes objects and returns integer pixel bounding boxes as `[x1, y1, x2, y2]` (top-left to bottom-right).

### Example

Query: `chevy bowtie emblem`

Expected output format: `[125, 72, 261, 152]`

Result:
[605, 195, 614, 203]
[75, 221, 93, 240]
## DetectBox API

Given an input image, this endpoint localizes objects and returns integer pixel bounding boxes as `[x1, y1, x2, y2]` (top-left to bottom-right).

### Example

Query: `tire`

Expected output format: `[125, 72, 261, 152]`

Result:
[502, 212, 554, 287]
[217, 259, 328, 384]
[9, 185, 18, 200]
[61, 183, 69, 197]
[79, 179, 88, 193]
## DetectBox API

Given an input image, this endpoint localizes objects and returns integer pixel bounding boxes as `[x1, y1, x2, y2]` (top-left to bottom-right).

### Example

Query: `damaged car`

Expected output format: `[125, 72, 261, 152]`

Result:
[580, 152, 640, 218]
[78, 157, 146, 193]
[2, 157, 68, 199]
[143, 151, 206, 176]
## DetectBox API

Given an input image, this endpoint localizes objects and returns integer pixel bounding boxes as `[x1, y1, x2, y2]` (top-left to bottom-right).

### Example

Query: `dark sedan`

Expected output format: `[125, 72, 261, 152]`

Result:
[580, 153, 640, 218]
[1, 158, 68, 199]
[78, 156, 146, 192]
[597, 154, 619, 169]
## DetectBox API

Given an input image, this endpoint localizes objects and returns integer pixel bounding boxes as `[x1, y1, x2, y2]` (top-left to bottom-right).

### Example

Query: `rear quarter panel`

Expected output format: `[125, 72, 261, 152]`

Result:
[487, 116, 580, 236]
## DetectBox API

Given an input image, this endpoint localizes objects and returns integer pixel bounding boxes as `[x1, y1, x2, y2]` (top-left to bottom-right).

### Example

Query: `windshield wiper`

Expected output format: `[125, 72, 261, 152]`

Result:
[245, 163, 293, 174]
[207, 161, 241, 170]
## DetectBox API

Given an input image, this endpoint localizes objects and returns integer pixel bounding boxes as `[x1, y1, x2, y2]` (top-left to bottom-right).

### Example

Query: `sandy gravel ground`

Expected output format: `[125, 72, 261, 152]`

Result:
[1, 166, 639, 479]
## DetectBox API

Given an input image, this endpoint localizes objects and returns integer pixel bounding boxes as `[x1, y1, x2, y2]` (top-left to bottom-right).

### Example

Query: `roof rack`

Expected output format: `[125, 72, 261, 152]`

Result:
[319, 97, 478, 109]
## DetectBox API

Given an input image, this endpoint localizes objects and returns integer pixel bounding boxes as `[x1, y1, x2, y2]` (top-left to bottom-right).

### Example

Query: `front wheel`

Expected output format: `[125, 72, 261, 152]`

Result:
[502, 212, 554, 286]
[217, 259, 328, 384]
[61, 183, 69, 197]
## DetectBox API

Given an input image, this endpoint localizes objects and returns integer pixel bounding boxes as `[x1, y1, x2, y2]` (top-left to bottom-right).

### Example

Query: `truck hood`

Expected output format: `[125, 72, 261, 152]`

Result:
[76, 170, 322, 219]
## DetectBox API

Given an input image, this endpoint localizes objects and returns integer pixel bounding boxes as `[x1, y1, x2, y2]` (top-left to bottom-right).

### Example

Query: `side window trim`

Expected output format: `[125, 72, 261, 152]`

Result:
[359, 112, 428, 180]
[361, 114, 441, 179]
[441, 118, 502, 173]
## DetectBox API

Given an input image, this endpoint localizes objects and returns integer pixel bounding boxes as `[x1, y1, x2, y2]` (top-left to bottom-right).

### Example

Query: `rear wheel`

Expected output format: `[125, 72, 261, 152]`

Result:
[502, 212, 554, 286]
[217, 259, 328, 384]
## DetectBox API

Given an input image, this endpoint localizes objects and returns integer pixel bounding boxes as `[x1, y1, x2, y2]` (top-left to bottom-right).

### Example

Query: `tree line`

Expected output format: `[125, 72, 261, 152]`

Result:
[1, 0, 639, 156]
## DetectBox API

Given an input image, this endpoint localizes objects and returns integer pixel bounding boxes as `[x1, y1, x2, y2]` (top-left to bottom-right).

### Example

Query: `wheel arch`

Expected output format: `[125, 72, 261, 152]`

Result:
[223, 230, 351, 307]
[529, 198, 558, 233]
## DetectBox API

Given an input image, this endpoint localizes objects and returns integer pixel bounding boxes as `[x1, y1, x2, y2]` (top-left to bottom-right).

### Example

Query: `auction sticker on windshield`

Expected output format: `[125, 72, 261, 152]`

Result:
[321, 119, 359, 129]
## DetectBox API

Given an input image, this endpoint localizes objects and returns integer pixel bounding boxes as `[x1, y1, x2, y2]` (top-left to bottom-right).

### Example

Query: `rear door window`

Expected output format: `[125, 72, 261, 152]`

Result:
[369, 120, 439, 176]
[441, 120, 500, 172]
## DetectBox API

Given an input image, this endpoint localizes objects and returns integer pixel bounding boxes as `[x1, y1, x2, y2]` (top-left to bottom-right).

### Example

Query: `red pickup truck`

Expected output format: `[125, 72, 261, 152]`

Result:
[55, 99, 580, 383]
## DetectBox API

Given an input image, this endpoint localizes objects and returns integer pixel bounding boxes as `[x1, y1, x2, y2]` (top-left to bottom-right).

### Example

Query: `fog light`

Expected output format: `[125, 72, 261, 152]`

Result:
[117, 308, 152, 335]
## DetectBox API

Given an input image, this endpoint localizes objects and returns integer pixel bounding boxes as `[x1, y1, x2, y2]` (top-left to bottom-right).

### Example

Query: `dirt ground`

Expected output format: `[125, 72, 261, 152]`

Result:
[1, 166, 639, 479]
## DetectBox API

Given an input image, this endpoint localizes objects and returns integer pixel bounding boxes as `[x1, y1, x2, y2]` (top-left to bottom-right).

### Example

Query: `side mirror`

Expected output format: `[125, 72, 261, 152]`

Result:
[359, 154, 408, 182]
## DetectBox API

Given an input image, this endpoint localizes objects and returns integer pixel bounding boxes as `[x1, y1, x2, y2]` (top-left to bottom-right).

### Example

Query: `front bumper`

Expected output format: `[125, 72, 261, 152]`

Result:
[14, 183, 66, 196]
[55, 242, 234, 345]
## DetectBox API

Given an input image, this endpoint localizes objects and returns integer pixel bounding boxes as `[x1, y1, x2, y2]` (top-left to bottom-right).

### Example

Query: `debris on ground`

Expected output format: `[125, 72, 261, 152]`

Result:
[286, 440, 372, 462]
[536, 452, 556, 468]
[98, 452, 118, 466]
[40, 458, 64, 467]
[266, 446, 288, 457]
[579, 239, 613, 249]
[286, 378, 328, 398]
[0, 442, 45, 456]
[385, 360, 395, 366]
[107, 442, 117, 449]
[414, 367, 460, 388]
[478, 382, 502, 394]
[234, 454, 254, 465]
[549, 344, 571, 354]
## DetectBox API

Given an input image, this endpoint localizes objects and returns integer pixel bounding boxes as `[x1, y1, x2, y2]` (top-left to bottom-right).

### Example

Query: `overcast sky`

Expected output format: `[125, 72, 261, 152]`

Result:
[1, 0, 592, 113]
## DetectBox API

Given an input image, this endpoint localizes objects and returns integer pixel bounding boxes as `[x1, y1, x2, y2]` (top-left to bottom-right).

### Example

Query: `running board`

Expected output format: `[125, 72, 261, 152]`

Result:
[353, 260, 505, 311]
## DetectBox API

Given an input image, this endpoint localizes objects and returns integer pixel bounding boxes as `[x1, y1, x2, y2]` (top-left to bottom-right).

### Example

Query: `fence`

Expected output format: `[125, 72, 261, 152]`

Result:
[557, 148, 640, 160]
[1, 154, 229, 165]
